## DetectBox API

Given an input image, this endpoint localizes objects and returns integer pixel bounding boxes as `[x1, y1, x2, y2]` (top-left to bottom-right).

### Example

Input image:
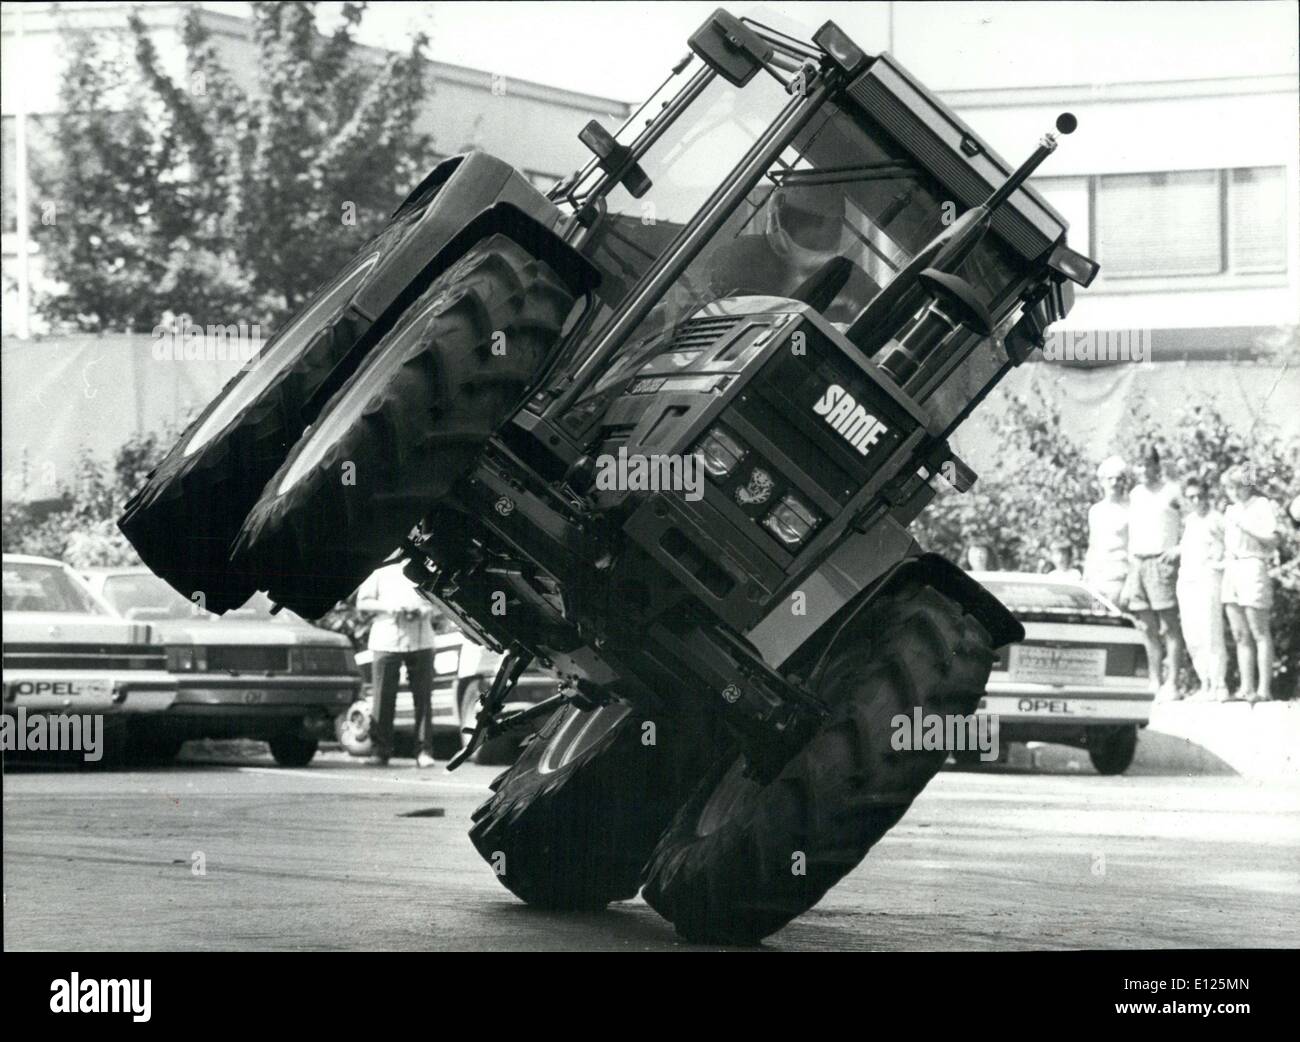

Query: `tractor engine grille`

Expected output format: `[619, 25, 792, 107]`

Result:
[664, 315, 739, 352]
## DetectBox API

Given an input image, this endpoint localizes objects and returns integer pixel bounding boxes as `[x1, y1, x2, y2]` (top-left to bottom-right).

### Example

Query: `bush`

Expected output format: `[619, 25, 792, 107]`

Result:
[2, 432, 170, 567]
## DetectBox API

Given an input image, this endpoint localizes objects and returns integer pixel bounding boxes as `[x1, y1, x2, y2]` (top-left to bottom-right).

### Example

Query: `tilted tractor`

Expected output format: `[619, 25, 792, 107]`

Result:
[121, 10, 1099, 943]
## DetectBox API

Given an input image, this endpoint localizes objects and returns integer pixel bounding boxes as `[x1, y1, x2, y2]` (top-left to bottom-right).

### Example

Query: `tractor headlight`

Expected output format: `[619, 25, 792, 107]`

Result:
[763, 494, 819, 548]
[696, 426, 746, 480]
[165, 645, 207, 672]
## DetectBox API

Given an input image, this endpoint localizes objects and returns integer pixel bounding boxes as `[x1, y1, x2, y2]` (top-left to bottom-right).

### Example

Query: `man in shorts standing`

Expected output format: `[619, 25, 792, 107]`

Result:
[1221, 465, 1280, 702]
[1084, 455, 1130, 605]
[1122, 445, 1185, 700]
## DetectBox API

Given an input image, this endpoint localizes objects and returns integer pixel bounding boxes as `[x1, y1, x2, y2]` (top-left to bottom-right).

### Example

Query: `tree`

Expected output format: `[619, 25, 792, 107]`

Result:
[914, 386, 1095, 572]
[1, 432, 172, 568]
[36, 2, 433, 332]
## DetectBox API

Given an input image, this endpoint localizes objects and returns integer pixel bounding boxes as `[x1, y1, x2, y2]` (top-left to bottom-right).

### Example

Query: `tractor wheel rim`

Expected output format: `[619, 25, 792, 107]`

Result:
[537, 704, 630, 775]
[696, 759, 762, 837]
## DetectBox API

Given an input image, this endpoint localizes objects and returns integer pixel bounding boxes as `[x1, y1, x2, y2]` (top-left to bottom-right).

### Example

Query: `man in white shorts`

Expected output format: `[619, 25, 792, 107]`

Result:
[1121, 446, 1185, 699]
[1084, 455, 1129, 605]
[1221, 466, 1279, 701]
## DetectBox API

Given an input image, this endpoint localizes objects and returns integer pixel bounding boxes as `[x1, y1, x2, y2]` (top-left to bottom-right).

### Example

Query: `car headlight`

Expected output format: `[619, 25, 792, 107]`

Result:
[165, 646, 207, 672]
[289, 647, 352, 674]
[696, 426, 746, 480]
[762, 494, 819, 548]
[434, 648, 460, 676]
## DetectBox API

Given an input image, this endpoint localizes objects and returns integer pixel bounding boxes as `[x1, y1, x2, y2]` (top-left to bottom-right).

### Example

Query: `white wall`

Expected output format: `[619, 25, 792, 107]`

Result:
[950, 82, 1300, 331]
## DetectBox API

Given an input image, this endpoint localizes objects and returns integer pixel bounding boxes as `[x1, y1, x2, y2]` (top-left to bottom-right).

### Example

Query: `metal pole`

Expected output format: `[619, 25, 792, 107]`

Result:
[13, 3, 31, 338]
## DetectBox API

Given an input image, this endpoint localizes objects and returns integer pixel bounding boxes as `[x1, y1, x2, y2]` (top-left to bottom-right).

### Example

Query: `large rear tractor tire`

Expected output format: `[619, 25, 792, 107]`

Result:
[118, 185, 449, 613]
[468, 702, 718, 911]
[231, 235, 575, 619]
[641, 579, 998, 945]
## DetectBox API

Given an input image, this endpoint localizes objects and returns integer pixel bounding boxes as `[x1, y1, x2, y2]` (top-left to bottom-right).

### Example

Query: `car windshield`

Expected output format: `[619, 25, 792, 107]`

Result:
[982, 579, 1118, 617]
[3, 562, 108, 615]
[101, 573, 280, 622]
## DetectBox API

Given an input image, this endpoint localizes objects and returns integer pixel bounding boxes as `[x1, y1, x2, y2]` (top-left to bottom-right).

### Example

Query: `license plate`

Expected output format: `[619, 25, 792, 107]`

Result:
[10, 678, 114, 699]
[1009, 645, 1106, 685]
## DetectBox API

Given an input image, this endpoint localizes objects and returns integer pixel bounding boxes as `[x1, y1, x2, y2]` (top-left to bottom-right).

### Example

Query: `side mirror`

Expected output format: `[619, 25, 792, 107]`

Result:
[688, 9, 773, 87]
[578, 120, 652, 199]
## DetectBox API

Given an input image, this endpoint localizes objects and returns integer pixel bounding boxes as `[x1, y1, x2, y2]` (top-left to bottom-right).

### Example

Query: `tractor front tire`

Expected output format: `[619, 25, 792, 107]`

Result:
[468, 702, 716, 911]
[118, 188, 447, 613]
[641, 579, 998, 945]
[231, 235, 575, 619]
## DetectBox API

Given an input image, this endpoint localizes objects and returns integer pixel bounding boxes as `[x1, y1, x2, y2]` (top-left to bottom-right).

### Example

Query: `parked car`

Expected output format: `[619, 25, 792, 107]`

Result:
[3, 555, 177, 755]
[338, 624, 560, 765]
[83, 567, 360, 766]
[967, 571, 1152, 774]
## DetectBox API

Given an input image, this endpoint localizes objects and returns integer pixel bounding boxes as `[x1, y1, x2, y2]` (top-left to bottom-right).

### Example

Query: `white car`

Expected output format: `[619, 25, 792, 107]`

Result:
[338, 628, 560, 764]
[83, 567, 361, 766]
[3, 555, 177, 749]
[969, 571, 1152, 775]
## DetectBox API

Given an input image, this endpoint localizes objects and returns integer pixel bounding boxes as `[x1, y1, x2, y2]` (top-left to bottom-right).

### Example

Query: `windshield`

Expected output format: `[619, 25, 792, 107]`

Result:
[574, 69, 794, 311]
[101, 573, 280, 622]
[982, 579, 1118, 618]
[570, 95, 1025, 411]
[646, 98, 1023, 333]
[3, 562, 108, 615]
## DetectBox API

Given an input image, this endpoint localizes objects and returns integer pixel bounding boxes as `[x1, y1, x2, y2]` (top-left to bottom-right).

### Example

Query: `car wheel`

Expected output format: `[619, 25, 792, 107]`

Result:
[269, 733, 319, 767]
[338, 700, 374, 757]
[126, 729, 184, 766]
[1087, 725, 1137, 775]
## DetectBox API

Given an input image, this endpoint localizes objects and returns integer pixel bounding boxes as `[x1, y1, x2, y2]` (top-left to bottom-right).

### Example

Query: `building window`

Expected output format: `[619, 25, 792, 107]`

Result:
[1076, 165, 1287, 281]
[1229, 167, 1287, 273]
[1096, 170, 1222, 278]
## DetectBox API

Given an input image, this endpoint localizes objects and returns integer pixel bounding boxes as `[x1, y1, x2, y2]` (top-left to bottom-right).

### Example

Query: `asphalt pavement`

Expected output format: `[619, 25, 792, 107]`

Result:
[4, 745, 1298, 951]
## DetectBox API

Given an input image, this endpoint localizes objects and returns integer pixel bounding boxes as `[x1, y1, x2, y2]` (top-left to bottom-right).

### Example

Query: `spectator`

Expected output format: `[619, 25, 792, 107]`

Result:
[354, 561, 439, 767]
[1221, 466, 1280, 702]
[1083, 455, 1129, 604]
[964, 540, 999, 572]
[1121, 445, 1185, 700]
[1047, 538, 1082, 581]
[1174, 479, 1228, 698]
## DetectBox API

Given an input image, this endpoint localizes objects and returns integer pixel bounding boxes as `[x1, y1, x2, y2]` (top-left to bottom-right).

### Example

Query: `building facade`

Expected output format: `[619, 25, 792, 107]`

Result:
[0, 1, 632, 337]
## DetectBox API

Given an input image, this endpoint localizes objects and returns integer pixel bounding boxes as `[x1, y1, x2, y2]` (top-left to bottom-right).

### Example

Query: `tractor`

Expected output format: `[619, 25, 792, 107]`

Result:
[121, 9, 1098, 943]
